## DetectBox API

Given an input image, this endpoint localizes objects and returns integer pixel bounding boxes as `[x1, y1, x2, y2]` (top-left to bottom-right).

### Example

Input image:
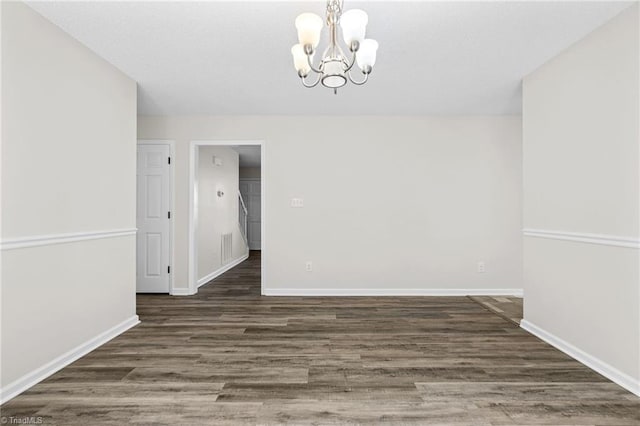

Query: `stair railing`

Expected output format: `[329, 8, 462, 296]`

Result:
[238, 191, 248, 246]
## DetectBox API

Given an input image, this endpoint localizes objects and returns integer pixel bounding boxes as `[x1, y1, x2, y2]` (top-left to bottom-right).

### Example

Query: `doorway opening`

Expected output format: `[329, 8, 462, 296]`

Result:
[188, 140, 265, 295]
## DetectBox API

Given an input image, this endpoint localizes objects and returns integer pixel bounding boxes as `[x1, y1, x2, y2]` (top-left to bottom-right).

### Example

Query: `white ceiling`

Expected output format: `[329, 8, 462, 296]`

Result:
[27, 1, 633, 115]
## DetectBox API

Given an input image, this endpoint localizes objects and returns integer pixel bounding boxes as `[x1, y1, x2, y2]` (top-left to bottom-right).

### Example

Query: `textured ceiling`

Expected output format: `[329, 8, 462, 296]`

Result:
[27, 1, 634, 115]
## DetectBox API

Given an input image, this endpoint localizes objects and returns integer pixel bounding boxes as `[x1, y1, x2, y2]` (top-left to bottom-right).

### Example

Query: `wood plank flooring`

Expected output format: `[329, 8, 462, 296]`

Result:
[469, 296, 523, 326]
[2, 251, 638, 425]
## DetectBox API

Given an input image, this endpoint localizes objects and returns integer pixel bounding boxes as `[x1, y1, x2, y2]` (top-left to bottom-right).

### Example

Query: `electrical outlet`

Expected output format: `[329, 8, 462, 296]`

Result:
[477, 261, 485, 273]
[305, 261, 313, 272]
[291, 198, 304, 208]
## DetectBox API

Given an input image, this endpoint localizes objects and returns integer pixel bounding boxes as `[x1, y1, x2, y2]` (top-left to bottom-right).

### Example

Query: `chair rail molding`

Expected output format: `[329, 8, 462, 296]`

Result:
[523, 228, 640, 249]
[1, 228, 137, 250]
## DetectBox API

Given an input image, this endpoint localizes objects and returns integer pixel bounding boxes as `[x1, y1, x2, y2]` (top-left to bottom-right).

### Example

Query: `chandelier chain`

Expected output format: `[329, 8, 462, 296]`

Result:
[326, 0, 343, 23]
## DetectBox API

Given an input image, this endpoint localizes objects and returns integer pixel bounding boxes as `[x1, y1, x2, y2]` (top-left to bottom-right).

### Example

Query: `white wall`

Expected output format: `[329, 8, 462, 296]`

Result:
[1, 2, 137, 401]
[522, 4, 639, 394]
[138, 116, 523, 294]
[197, 146, 247, 283]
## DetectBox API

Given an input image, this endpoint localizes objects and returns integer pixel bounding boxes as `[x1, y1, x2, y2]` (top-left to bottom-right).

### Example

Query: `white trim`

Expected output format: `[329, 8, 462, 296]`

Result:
[188, 141, 197, 295]
[260, 142, 265, 295]
[520, 320, 640, 397]
[523, 228, 640, 249]
[189, 140, 265, 296]
[137, 139, 176, 294]
[0, 228, 137, 251]
[0, 315, 140, 404]
[171, 288, 196, 296]
[263, 288, 524, 297]
[197, 253, 250, 288]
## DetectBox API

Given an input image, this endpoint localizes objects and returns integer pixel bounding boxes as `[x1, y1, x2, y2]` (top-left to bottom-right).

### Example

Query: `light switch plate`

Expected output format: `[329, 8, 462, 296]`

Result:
[291, 198, 304, 208]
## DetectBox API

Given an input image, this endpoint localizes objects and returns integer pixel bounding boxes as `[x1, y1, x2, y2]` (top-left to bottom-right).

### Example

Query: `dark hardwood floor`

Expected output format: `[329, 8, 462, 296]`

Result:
[469, 296, 523, 326]
[2, 251, 638, 424]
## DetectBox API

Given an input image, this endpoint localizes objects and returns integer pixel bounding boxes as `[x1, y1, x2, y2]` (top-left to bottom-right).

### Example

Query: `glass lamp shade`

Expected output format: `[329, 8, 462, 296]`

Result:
[295, 13, 324, 48]
[321, 59, 347, 89]
[340, 9, 368, 46]
[356, 39, 378, 70]
[291, 44, 312, 75]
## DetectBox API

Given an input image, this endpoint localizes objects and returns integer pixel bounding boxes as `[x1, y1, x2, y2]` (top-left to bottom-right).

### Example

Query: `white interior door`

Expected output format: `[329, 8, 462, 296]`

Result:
[240, 178, 261, 250]
[137, 144, 171, 293]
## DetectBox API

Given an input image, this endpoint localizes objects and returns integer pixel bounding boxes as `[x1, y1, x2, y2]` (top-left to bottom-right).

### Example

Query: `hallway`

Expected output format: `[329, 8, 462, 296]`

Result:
[1, 251, 638, 424]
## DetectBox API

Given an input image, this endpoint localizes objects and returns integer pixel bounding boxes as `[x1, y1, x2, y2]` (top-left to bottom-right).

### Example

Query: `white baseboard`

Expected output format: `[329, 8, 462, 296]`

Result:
[263, 288, 524, 297]
[197, 253, 249, 288]
[521, 319, 640, 397]
[171, 288, 196, 296]
[0, 315, 140, 404]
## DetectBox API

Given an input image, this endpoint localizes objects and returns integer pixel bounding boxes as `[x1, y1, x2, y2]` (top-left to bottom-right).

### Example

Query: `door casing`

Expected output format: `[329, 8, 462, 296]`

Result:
[189, 140, 265, 296]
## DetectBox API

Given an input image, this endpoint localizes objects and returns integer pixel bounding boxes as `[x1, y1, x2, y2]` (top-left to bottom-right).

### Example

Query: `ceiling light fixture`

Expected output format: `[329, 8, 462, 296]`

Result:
[291, 0, 378, 94]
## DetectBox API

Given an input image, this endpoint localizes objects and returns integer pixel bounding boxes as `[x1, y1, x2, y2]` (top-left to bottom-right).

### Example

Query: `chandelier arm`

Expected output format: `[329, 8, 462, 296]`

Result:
[346, 69, 369, 86]
[335, 43, 357, 73]
[300, 72, 322, 88]
[342, 50, 357, 72]
[306, 54, 324, 74]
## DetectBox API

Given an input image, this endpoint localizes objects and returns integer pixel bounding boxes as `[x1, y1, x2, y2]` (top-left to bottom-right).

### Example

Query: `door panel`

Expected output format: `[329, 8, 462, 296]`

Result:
[137, 144, 171, 293]
[146, 175, 163, 218]
[249, 195, 261, 220]
[145, 233, 162, 276]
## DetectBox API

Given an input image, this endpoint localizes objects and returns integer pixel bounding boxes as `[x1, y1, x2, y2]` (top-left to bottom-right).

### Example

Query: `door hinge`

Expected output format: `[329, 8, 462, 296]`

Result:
[168, 211, 171, 219]
[168, 157, 171, 165]
[168, 266, 171, 274]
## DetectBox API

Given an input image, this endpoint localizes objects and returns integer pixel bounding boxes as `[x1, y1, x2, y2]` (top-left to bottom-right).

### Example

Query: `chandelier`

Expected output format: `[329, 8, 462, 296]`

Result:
[290, 0, 378, 94]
